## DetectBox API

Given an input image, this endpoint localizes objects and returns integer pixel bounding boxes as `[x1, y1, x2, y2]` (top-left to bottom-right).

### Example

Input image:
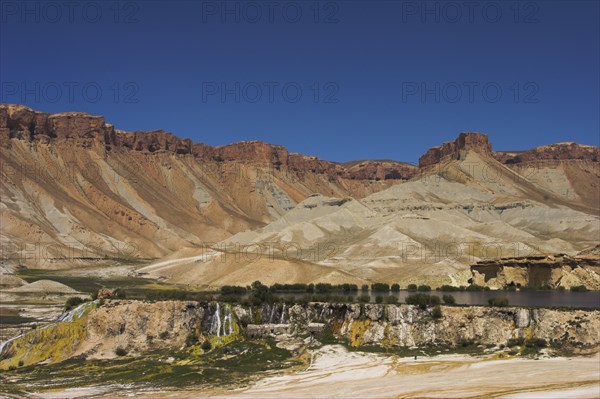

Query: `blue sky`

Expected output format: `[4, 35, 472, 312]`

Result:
[1, 0, 598, 163]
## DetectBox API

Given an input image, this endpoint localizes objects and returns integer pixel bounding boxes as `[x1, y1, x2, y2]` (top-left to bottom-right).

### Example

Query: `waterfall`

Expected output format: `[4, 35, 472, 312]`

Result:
[210, 303, 222, 337]
[280, 303, 286, 324]
[222, 304, 233, 336]
[268, 304, 276, 323]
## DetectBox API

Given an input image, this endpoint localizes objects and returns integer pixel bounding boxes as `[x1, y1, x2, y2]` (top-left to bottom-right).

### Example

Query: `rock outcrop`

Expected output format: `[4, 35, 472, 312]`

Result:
[494, 143, 600, 164]
[1, 300, 598, 369]
[419, 132, 492, 168]
[471, 253, 600, 290]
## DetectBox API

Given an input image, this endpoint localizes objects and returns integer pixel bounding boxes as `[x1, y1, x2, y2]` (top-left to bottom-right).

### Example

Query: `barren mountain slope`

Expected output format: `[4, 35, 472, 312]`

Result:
[0, 104, 414, 271]
[141, 133, 599, 288]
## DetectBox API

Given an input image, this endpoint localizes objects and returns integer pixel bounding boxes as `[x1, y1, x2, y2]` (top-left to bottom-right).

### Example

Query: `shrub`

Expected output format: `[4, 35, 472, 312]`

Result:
[431, 305, 443, 319]
[185, 333, 197, 347]
[113, 288, 127, 299]
[220, 285, 247, 296]
[115, 347, 128, 356]
[429, 295, 441, 305]
[570, 285, 588, 292]
[488, 297, 509, 307]
[358, 295, 370, 303]
[64, 297, 84, 311]
[159, 331, 170, 339]
[375, 295, 383, 304]
[361, 284, 369, 292]
[417, 285, 431, 292]
[442, 294, 456, 305]
[407, 284, 417, 291]
[371, 283, 390, 292]
[406, 293, 434, 310]
[201, 340, 212, 351]
[384, 295, 398, 304]
[391, 283, 400, 292]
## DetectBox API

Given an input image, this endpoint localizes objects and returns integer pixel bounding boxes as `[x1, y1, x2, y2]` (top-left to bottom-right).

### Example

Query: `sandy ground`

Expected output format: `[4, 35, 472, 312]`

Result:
[32, 345, 600, 399]
[205, 346, 600, 399]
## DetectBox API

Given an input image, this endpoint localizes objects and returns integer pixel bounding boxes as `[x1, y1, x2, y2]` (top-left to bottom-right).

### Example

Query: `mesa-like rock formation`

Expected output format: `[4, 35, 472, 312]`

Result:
[471, 247, 600, 290]
[418, 132, 492, 168]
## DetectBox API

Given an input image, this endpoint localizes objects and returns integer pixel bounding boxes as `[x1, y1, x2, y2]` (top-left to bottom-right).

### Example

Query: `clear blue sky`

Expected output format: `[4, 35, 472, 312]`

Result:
[1, 0, 598, 163]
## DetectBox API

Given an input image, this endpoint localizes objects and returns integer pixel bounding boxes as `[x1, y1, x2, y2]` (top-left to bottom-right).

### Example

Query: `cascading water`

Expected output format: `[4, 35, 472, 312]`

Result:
[210, 303, 222, 337]
[222, 304, 233, 336]
[280, 303, 286, 324]
[268, 304, 276, 323]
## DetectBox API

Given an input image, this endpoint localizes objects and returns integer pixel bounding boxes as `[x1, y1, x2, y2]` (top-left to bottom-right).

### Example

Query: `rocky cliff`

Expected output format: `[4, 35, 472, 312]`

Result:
[471, 250, 600, 290]
[1, 300, 598, 369]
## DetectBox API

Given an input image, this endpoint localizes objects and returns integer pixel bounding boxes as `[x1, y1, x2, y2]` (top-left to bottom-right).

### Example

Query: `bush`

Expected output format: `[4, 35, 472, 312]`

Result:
[437, 285, 464, 292]
[201, 340, 212, 351]
[159, 331, 169, 339]
[220, 285, 247, 296]
[406, 293, 437, 310]
[391, 283, 400, 292]
[65, 296, 84, 311]
[431, 305, 443, 319]
[358, 295, 370, 303]
[407, 284, 417, 291]
[371, 283, 390, 292]
[488, 297, 509, 307]
[442, 294, 456, 305]
[384, 295, 398, 304]
[417, 285, 431, 292]
[375, 295, 383, 304]
[361, 284, 369, 292]
[115, 347, 128, 356]
[570, 285, 588, 292]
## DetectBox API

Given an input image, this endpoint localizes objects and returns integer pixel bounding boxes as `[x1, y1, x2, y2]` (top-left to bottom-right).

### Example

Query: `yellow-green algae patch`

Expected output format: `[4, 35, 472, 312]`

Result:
[349, 319, 371, 347]
[0, 301, 97, 370]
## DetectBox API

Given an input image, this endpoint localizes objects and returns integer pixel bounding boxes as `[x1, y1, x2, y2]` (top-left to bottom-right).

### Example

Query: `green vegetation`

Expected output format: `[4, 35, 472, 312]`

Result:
[361, 284, 369, 292]
[64, 297, 84, 311]
[442, 294, 456, 305]
[488, 297, 509, 307]
[570, 285, 588, 292]
[384, 295, 398, 304]
[431, 305, 443, 319]
[391, 283, 400, 292]
[358, 295, 370, 303]
[466, 284, 490, 291]
[417, 285, 431, 292]
[375, 295, 383, 304]
[407, 284, 417, 291]
[405, 293, 441, 309]
[201, 340, 212, 351]
[371, 283, 390, 292]
[114, 347, 128, 357]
